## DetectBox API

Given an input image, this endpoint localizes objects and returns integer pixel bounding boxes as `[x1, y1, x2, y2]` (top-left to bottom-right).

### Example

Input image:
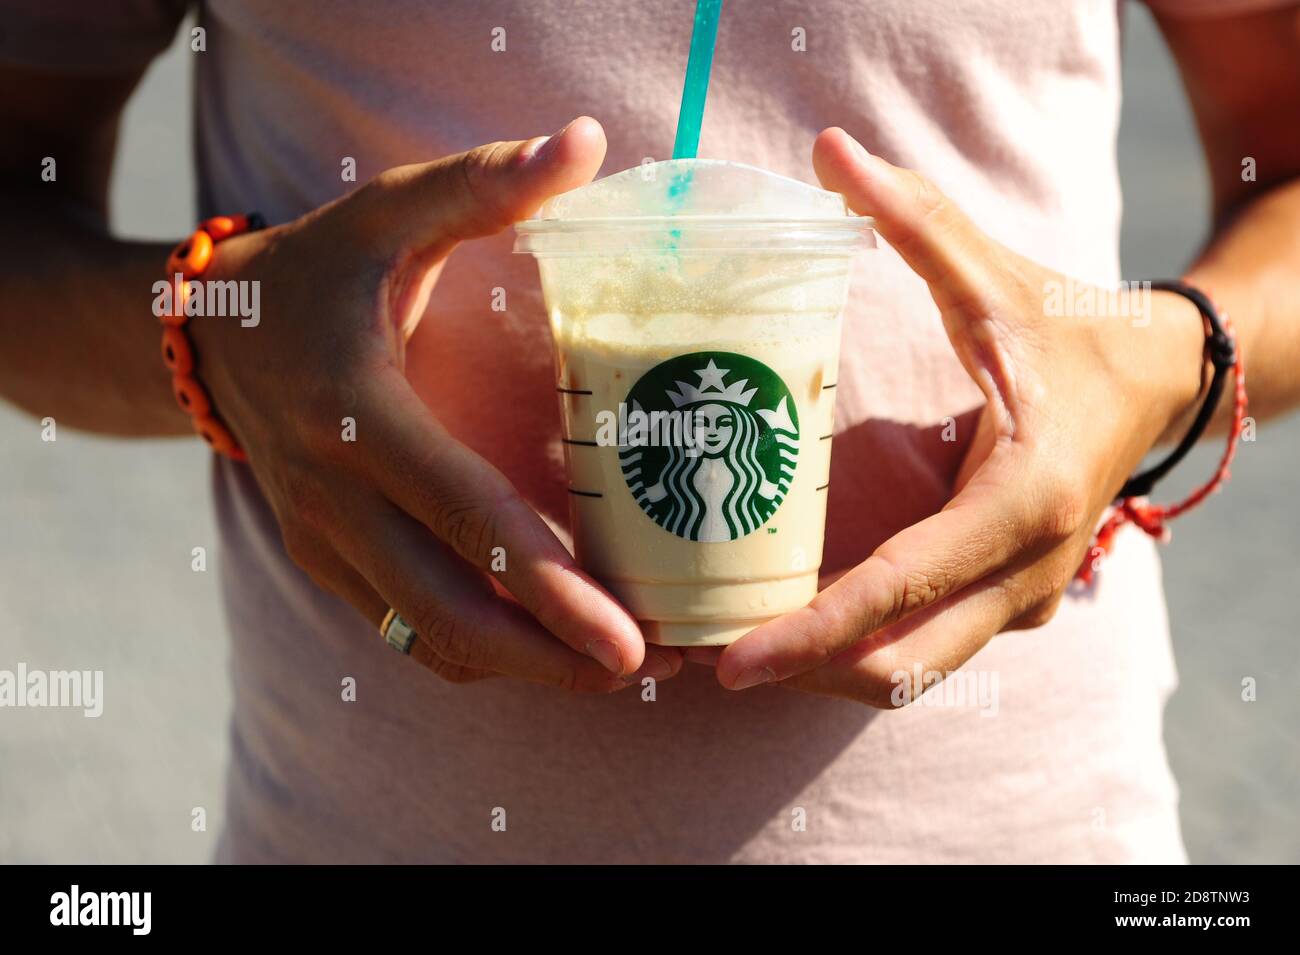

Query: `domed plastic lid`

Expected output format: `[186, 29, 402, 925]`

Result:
[515, 159, 873, 256]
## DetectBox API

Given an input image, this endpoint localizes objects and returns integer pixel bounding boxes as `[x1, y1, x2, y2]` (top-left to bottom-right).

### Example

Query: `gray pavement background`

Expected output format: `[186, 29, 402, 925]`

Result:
[1, 5, 1296, 863]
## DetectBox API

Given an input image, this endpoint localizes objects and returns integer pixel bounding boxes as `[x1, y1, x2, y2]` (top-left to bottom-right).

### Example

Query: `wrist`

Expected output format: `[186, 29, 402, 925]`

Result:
[158, 214, 267, 460]
[1147, 288, 1207, 446]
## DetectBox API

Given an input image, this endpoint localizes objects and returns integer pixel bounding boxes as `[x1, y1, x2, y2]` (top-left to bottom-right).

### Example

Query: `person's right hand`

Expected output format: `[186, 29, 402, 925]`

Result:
[188, 117, 681, 691]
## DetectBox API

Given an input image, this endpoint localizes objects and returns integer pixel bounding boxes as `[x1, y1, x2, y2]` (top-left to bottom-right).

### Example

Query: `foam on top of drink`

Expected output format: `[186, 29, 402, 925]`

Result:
[518, 159, 870, 320]
[539, 159, 849, 220]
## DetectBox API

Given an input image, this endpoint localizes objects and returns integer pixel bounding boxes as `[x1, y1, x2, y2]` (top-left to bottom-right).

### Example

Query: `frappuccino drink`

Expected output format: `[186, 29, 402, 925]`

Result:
[516, 160, 872, 645]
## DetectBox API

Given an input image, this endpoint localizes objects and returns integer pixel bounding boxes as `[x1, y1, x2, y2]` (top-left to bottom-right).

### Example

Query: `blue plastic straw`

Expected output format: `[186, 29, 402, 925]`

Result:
[672, 0, 724, 160]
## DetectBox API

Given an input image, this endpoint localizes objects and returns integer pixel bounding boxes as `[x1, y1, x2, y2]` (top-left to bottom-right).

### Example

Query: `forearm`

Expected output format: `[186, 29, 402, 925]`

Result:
[0, 192, 187, 436]
[1185, 177, 1300, 426]
[1142, 177, 1300, 448]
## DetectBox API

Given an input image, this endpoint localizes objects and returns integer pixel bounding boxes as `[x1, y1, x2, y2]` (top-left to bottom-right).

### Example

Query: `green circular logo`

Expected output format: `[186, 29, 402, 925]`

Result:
[618, 351, 799, 542]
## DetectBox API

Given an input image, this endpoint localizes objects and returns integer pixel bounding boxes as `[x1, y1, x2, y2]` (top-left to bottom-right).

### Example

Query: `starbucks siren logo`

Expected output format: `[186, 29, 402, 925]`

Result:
[619, 352, 799, 542]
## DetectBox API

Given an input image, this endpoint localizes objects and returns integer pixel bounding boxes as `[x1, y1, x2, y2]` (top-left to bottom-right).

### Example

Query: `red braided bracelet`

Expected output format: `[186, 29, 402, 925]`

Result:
[159, 213, 265, 462]
[1075, 293, 1247, 586]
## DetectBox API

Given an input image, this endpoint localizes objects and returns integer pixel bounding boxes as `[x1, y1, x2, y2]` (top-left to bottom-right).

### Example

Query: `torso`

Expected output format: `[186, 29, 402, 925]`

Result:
[200, 0, 1186, 862]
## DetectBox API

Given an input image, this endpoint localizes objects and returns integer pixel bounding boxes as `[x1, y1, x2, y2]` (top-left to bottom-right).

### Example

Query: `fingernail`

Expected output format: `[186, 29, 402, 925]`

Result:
[847, 134, 872, 164]
[586, 639, 624, 675]
[643, 653, 675, 681]
[528, 120, 573, 162]
[520, 135, 551, 162]
[730, 666, 776, 691]
[685, 646, 723, 667]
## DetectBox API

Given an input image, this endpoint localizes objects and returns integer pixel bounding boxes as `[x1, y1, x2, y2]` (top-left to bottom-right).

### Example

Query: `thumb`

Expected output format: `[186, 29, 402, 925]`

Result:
[370, 116, 607, 253]
[812, 127, 988, 310]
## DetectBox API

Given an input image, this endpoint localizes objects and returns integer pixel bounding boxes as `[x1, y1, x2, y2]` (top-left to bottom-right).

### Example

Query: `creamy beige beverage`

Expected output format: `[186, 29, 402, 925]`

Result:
[517, 160, 871, 645]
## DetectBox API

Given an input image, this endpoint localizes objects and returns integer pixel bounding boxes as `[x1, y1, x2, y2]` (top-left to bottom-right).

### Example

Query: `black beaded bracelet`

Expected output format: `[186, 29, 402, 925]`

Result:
[1117, 279, 1237, 500]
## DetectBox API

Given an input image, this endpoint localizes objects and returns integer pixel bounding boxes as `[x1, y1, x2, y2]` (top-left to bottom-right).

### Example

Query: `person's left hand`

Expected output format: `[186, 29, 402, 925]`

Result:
[710, 127, 1206, 706]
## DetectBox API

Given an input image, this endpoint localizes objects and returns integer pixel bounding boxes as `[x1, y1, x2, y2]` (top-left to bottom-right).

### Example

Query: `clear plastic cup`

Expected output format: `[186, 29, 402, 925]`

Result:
[516, 160, 874, 646]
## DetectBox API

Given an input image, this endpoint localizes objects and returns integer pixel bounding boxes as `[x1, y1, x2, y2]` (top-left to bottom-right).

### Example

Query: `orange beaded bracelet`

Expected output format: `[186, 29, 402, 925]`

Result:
[160, 213, 265, 461]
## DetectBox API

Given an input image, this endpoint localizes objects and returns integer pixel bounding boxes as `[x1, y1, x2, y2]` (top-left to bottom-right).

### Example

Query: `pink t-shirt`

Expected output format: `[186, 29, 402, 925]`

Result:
[5, 0, 1281, 862]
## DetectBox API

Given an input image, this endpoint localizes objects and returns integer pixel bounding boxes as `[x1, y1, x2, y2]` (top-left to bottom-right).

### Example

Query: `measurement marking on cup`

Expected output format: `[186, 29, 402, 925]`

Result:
[562, 438, 599, 447]
[822, 383, 837, 390]
[557, 386, 593, 395]
[568, 488, 604, 498]
[815, 483, 829, 492]
[819, 433, 833, 441]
